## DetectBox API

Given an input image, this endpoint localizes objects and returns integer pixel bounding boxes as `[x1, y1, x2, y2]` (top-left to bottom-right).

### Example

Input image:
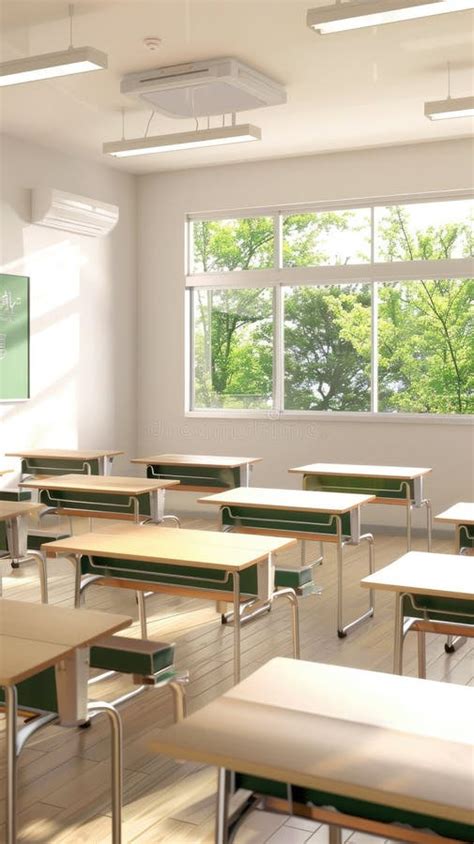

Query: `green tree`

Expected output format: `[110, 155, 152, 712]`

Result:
[192, 205, 473, 414]
[375, 206, 473, 414]
[193, 212, 365, 408]
[285, 285, 371, 410]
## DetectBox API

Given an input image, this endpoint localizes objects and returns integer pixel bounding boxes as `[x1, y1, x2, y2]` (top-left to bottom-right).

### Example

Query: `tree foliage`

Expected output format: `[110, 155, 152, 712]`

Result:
[192, 204, 473, 414]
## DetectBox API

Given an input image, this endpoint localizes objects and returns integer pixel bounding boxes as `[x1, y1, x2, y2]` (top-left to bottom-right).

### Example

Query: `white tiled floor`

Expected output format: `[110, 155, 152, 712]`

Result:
[234, 810, 390, 844]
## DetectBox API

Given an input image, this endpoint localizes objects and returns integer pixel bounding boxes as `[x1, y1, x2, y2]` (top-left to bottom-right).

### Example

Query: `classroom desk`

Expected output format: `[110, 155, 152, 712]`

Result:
[131, 453, 261, 492]
[361, 551, 474, 676]
[6, 447, 124, 477]
[199, 487, 375, 637]
[290, 463, 432, 551]
[42, 525, 298, 684]
[0, 598, 131, 844]
[152, 657, 474, 844]
[0, 501, 47, 600]
[436, 503, 474, 554]
[19, 474, 179, 524]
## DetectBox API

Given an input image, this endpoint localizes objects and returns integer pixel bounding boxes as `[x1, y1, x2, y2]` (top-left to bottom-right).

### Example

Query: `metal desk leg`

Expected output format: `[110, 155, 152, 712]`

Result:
[271, 588, 300, 658]
[417, 630, 427, 679]
[5, 684, 18, 844]
[72, 554, 82, 608]
[337, 533, 374, 638]
[216, 768, 232, 844]
[393, 592, 405, 675]
[329, 828, 342, 844]
[27, 551, 48, 604]
[406, 503, 412, 552]
[87, 701, 123, 844]
[137, 590, 148, 638]
[6, 518, 49, 602]
[425, 499, 432, 552]
[336, 538, 344, 637]
[233, 571, 241, 685]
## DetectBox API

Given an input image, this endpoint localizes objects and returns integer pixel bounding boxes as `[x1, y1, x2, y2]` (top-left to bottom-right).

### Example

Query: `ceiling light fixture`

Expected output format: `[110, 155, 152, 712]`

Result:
[425, 63, 474, 119]
[0, 4, 107, 87]
[424, 95, 474, 118]
[307, 0, 474, 34]
[103, 124, 262, 157]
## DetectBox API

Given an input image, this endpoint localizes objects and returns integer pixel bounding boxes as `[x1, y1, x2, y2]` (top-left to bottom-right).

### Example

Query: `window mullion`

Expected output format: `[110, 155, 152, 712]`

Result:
[370, 207, 378, 413]
[273, 285, 284, 413]
[273, 214, 284, 413]
[371, 281, 379, 413]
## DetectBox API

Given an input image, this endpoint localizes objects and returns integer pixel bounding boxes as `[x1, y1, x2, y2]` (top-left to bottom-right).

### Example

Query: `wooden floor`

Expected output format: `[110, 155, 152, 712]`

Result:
[0, 516, 471, 843]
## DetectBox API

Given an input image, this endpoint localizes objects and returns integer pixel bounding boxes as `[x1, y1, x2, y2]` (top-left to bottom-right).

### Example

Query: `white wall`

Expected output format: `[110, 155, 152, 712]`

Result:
[0, 133, 137, 480]
[137, 138, 474, 527]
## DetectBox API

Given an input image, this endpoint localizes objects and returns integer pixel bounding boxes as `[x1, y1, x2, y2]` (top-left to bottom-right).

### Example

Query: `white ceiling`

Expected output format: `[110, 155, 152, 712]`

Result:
[0, 0, 473, 174]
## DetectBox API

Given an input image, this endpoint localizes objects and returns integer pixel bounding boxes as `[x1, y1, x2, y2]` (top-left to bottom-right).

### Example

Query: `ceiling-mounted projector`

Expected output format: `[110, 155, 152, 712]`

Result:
[120, 57, 286, 118]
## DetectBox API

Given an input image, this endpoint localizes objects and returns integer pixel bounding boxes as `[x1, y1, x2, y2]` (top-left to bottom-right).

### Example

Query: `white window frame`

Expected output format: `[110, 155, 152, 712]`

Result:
[185, 190, 474, 423]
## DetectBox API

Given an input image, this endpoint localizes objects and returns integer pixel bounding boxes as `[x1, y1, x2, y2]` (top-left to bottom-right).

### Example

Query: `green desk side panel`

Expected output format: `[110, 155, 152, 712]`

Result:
[459, 524, 474, 551]
[0, 520, 7, 552]
[303, 474, 412, 501]
[402, 594, 474, 626]
[235, 774, 474, 842]
[221, 505, 350, 537]
[21, 457, 102, 477]
[40, 489, 151, 517]
[147, 464, 240, 490]
[82, 555, 260, 596]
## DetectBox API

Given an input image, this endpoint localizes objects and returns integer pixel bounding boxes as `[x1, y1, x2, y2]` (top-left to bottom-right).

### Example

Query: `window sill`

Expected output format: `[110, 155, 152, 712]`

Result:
[185, 410, 473, 425]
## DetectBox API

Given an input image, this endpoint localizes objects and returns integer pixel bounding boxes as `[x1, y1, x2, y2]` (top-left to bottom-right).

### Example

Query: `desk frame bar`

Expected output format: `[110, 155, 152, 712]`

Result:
[2, 685, 123, 844]
[393, 592, 474, 677]
[65, 552, 299, 685]
[301, 473, 432, 552]
[216, 771, 466, 844]
[1, 516, 48, 602]
[218, 508, 374, 638]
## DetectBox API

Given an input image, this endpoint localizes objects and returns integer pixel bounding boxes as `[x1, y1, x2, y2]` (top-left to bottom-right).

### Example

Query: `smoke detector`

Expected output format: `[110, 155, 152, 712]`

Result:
[143, 37, 162, 52]
[120, 57, 286, 118]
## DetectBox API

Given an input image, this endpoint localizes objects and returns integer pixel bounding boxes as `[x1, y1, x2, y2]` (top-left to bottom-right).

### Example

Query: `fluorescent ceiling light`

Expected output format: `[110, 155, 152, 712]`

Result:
[103, 124, 262, 158]
[425, 95, 474, 119]
[307, 0, 474, 34]
[0, 46, 107, 87]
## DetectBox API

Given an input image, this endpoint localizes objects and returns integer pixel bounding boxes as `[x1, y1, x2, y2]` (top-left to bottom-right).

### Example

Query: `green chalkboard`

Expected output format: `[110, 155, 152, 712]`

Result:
[0, 273, 29, 401]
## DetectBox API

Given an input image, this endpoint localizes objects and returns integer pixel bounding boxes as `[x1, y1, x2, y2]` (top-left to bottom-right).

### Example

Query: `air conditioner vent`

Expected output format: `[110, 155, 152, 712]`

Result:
[121, 57, 286, 119]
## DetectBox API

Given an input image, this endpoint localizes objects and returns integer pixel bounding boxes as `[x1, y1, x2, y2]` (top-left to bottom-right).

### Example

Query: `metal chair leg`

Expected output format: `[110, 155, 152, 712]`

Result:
[136, 591, 147, 638]
[271, 588, 300, 659]
[328, 827, 342, 844]
[161, 514, 181, 527]
[216, 768, 232, 844]
[169, 678, 188, 721]
[300, 540, 306, 566]
[87, 701, 123, 844]
[417, 630, 427, 679]
[233, 572, 241, 685]
[27, 550, 48, 604]
[393, 593, 405, 675]
[6, 685, 18, 844]
[406, 503, 412, 551]
[425, 499, 432, 552]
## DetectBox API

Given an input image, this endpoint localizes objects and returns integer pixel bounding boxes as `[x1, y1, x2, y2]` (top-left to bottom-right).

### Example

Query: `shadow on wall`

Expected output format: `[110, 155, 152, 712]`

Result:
[1, 234, 81, 464]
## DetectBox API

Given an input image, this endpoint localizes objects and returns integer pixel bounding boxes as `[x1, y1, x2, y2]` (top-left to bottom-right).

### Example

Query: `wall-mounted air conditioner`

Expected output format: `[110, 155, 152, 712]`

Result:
[31, 188, 119, 237]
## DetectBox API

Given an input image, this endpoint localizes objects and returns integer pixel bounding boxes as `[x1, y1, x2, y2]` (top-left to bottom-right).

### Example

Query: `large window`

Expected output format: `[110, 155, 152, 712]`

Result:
[192, 288, 273, 409]
[187, 196, 473, 417]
